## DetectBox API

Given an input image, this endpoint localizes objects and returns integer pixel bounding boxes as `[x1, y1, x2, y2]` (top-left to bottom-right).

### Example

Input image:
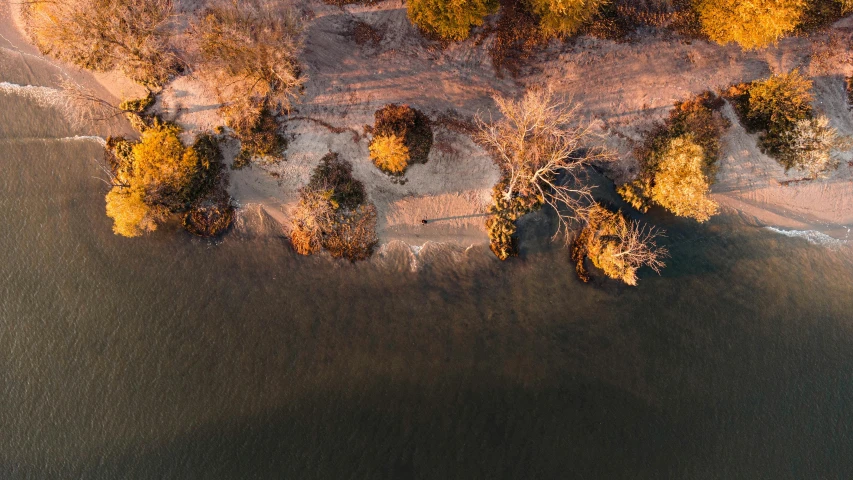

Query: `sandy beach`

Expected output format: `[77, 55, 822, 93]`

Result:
[3, 0, 852, 246]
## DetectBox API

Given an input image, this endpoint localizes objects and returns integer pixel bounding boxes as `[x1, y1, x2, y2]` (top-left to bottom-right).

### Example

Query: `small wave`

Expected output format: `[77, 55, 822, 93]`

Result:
[0, 81, 63, 108]
[764, 227, 847, 247]
[59, 135, 106, 145]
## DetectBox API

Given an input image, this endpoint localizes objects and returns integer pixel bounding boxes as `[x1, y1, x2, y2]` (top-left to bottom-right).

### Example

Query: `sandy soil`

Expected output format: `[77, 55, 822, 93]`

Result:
[4, 0, 853, 246]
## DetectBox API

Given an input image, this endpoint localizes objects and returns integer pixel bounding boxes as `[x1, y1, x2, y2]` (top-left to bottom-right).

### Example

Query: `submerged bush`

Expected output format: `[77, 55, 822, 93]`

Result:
[695, 0, 807, 50]
[572, 204, 667, 286]
[291, 154, 377, 261]
[528, 0, 608, 38]
[407, 0, 499, 40]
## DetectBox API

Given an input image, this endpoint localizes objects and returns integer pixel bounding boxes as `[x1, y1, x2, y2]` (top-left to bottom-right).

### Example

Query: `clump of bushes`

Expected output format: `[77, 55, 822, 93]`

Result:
[485, 178, 543, 260]
[224, 102, 288, 167]
[22, 0, 178, 88]
[695, 0, 807, 50]
[291, 153, 377, 261]
[104, 122, 231, 237]
[845, 76, 853, 109]
[726, 70, 847, 178]
[571, 203, 667, 286]
[407, 0, 499, 40]
[529, 0, 608, 38]
[369, 104, 433, 174]
[618, 92, 727, 222]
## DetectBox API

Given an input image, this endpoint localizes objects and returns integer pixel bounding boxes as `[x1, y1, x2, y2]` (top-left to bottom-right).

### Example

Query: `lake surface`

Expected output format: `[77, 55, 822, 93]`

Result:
[2, 48, 853, 479]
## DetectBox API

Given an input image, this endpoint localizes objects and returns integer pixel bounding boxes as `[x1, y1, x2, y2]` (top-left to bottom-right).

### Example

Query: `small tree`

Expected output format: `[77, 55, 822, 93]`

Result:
[131, 124, 203, 209]
[573, 204, 668, 286]
[696, 0, 807, 50]
[407, 0, 499, 40]
[528, 0, 608, 38]
[785, 116, 847, 179]
[369, 135, 411, 174]
[649, 135, 719, 222]
[477, 87, 605, 248]
[23, 0, 177, 87]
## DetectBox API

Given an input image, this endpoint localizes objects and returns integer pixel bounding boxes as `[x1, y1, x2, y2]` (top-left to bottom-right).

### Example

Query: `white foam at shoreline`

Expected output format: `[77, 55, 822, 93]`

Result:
[0, 81, 63, 108]
[764, 227, 848, 247]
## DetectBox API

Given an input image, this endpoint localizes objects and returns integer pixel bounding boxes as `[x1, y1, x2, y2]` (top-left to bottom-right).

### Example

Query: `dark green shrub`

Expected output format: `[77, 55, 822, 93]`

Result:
[308, 152, 366, 210]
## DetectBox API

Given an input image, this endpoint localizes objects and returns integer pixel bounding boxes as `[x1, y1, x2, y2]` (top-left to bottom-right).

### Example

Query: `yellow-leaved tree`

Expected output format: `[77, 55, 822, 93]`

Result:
[528, 0, 608, 38]
[649, 135, 719, 222]
[105, 123, 204, 237]
[369, 134, 411, 174]
[407, 0, 499, 40]
[105, 187, 159, 238]
[696, 0, 807, 50]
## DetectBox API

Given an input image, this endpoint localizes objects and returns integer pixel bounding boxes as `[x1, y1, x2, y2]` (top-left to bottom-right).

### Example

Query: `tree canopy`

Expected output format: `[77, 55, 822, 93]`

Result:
[407, 0, 499, 40]
[696, 0, 807, 50]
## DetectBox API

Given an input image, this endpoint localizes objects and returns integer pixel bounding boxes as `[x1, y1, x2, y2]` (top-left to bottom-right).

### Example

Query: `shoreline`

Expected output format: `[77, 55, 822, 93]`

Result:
[3, 0, 852, 247]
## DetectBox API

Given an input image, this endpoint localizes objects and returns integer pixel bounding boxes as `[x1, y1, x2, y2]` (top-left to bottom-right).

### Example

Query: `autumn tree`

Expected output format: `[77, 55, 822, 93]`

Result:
[619, 92, 726, 223]
[22, 0, 177, 87]
[695, 0, 807, 50]
[104, 123, 223, 237]
[528, 0, 608, 38]
[105, 187, 160, 237]
[407, 0, 499, 40]
[477, 87, 607, 258]
[572, 204, 668, 286]
[369, 135, 411, 174]
[647, 135, 719, 222]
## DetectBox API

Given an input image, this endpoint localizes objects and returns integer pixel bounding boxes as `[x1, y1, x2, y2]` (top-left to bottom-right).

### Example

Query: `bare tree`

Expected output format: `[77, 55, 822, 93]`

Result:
[476, 86, 609, 241]
[192, 0, 305, 116]
[22, 0, 177, 87]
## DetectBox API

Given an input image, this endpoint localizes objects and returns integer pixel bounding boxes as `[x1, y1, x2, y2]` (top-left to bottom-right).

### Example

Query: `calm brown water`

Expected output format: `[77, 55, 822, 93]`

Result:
[2, 47, 853, 479]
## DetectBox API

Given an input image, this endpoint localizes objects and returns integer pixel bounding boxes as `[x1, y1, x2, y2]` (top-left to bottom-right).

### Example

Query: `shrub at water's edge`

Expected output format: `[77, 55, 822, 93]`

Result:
[572, 203, 667, 286]
[476, 87, 607, 259]
[618, 92, 726, 222]
[105, 123, 232, 237]
[291, 153, 377, 261]
[22, 0, 179, 88]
